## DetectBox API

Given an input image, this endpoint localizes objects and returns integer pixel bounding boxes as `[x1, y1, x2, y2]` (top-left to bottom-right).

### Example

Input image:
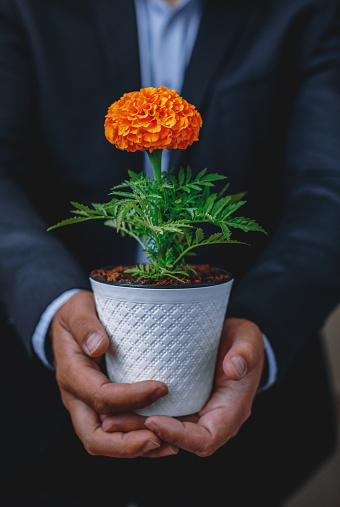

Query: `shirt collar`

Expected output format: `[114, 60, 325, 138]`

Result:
[149, 0, 194, 12]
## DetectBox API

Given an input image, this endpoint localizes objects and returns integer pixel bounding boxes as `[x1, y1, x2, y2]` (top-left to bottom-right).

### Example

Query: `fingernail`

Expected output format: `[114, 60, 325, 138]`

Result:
[144, 419, 160, 436]
[229, 356, 246, 379]
[102, 419, 114, 432]
[143, 439, 161, 453]
[151, 386, 168, 403]
[164, 445, 179, 456]
[85, 333, 103, 355]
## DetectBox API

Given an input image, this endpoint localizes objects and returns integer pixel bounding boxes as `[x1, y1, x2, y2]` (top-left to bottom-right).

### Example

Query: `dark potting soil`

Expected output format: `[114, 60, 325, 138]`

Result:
[91, 264, 231, 287]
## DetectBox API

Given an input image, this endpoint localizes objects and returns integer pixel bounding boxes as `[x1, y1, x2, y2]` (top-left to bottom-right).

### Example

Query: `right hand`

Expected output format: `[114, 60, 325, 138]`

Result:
[50, 291, 177, 458]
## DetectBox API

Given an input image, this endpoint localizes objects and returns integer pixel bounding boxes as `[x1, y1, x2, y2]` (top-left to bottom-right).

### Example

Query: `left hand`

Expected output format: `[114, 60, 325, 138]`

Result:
[142, 318, 265, 457]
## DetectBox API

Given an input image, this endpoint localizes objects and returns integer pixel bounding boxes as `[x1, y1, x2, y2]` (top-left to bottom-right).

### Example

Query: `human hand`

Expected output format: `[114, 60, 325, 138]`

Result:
[143, 318, 265, 457]
[50, 291, 176, 458]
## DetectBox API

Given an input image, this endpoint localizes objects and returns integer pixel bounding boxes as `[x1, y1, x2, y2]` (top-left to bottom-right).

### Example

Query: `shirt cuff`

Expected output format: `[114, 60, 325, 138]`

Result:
[31, 289, 84, 369]
[257, 333, 278, 393]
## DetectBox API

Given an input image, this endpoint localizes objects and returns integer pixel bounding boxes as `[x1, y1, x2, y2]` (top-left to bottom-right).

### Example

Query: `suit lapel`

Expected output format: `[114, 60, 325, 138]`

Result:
[170, 0, 248, 170]
[94, 0, 141, 96]
[93, 0, 143, 174]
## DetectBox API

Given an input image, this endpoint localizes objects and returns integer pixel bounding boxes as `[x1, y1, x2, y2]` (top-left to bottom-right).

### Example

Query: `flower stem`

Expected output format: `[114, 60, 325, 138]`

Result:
[147, 149, 163, 183]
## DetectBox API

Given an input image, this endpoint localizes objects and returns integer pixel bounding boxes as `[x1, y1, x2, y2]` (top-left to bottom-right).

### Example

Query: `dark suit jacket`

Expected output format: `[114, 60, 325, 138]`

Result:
[0, 0, 339, 500]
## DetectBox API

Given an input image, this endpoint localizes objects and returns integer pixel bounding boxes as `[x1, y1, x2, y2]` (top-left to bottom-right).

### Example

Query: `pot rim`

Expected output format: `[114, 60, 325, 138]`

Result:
[90, 265, 233, 289]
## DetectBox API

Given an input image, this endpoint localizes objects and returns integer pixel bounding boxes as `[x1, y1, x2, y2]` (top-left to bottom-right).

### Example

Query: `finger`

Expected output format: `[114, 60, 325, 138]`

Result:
[145, 416, 214, 457]
[53, 291, 110, 358]
[67, 395, 163, 458]
[221, 318, 265, 381]
[143, 414, 199, 456]
[99, 413, 192, 459]
[63, 357, 168, 414]
[53, 313, 169, 415]
[143, 443, 179, 458]
[99, 413, 179, 458]
[100, 412, 147, 432]
[176, 413, 199, 424]
[100, 412, 199, 432]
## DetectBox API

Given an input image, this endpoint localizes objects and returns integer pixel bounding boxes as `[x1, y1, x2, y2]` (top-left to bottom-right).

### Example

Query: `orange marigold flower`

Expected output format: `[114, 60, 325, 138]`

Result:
[104, 86, 202, 153]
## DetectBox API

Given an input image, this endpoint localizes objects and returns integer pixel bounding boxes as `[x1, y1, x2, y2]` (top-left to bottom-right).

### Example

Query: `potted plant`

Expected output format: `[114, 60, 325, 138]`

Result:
[49, 86, 265, 416]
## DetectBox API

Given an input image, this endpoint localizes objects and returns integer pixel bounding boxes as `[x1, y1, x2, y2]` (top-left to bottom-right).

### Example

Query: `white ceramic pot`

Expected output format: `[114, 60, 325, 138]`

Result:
[90, 271, 233, 417]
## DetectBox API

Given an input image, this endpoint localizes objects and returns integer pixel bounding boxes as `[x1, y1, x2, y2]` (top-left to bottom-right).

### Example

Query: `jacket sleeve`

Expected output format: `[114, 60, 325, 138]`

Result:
[228, 0, 340, 383]
[0, 0, 91, 358]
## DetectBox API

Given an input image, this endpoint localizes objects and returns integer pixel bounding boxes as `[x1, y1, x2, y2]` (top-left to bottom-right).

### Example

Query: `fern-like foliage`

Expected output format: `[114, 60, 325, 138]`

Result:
[48, 167, 266, 281]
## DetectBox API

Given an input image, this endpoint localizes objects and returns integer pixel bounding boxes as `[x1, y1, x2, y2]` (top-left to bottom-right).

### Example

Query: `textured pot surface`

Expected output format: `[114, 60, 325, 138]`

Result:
[90, 274, 233, 416]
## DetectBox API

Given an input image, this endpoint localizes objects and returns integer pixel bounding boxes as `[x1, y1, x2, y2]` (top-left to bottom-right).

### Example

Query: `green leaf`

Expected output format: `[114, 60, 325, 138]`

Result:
[47, 216, 96, 230]
[212, 196, 232, 218]
[69, 201, 91, 212]
[194, 228, 204, 244]
[186, 208, 197, 219]
[225, 217, 267, 234]
[129, 181, 146, 199]
[116, 204, 131, 231]
[109, 190, 134, 197]
[230, 191, 247, 203]
[161, 225, 185, 233]
[194, 168, 207, 181]
[202, 193, 217, 214]
[128, 170, 142, 181]
[185, 250, 197, 256]
[70, 210, 89, 217]
[216, 183, 230, 200]
[92, 203, 108, 215]
[206, 232, 225, 242]
[201, 173, 226, 183]
[197, 181, 215, 187]
[221, 222, 231, 240]
[173, 270, 190, 277]
[221, 201, 247, 219]
[104, 219, 117, 229]
[188, 183, 202, 191]
[185, 231, 193, 247]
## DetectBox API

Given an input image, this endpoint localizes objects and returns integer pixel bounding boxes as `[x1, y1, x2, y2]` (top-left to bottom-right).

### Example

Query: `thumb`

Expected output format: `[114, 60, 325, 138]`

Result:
[222, 318, 265, 381]
[55, 290, 109, 358]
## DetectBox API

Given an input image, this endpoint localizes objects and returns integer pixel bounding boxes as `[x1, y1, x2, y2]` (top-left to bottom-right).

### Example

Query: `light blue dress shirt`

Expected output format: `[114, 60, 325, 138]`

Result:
[32, 0, 278, 391]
